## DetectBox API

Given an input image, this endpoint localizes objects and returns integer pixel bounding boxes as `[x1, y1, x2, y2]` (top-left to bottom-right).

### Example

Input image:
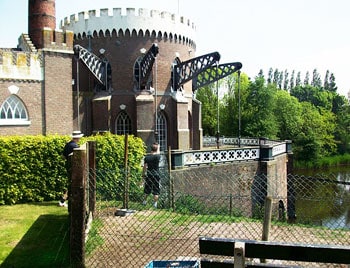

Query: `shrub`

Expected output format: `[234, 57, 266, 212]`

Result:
[0, 133, 145, 205]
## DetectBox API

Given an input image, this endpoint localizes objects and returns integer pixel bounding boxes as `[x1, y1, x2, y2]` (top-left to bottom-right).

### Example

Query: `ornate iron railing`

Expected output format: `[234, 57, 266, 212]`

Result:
[183, 147, 259, 166]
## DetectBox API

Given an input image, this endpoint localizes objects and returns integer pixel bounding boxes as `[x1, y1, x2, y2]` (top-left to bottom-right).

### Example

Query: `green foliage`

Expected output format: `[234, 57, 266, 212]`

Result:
[0, 133, 145, 205]
[174, 194, 244, 217]
[243, 76, 278, 139]
[0, 135, 67, 205]
[200, 68, 350, 163]
[85, 219, 104, 256]
[86, 133, 145, 202]
[195, 85, 218, 136]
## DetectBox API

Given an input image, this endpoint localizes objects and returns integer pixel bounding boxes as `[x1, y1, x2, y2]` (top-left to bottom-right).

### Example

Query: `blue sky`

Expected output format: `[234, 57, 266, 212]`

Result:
[0, 0, 349, 96]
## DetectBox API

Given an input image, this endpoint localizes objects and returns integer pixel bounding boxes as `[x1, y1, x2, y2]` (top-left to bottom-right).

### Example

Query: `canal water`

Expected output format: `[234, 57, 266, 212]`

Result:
[293, 165, 350, 229]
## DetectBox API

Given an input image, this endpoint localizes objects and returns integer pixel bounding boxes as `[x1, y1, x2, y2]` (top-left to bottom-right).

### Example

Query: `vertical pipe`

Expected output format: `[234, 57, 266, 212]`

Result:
[238, 70, 241, 147]
[216, 62, 220, 149]
[123, 134, 129, 209]
[76, 57, 80, 130]
[154, 56, 158, 144]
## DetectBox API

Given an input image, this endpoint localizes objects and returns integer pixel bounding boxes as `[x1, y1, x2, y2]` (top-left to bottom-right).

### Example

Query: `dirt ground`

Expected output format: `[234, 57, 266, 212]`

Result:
[85, 209, 350, 268]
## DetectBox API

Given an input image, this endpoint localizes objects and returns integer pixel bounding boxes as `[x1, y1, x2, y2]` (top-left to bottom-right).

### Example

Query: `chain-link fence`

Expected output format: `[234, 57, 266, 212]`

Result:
[84, 163, 350, 267]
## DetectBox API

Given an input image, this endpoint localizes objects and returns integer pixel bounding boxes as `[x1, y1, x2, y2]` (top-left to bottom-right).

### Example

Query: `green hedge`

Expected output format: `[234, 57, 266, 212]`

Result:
[0, 133, 145, 205]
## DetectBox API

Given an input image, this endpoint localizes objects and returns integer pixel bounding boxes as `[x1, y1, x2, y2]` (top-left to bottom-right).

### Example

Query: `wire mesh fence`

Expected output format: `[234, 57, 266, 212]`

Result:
[84, 164, 350, 267]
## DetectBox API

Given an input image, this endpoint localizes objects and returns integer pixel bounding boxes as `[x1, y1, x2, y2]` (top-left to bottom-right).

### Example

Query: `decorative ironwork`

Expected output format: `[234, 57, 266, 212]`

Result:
[171, 51, 220, 91]
[74, 45, 111, 86]
[203, 136, 260, 147]
[192, 62, 243, 92]
[134, 43, 159, 90]
[183, 147, 259, 166]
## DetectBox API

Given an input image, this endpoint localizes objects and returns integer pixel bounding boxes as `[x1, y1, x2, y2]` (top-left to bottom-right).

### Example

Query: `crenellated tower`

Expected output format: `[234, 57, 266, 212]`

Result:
[61, 8, 200, 150]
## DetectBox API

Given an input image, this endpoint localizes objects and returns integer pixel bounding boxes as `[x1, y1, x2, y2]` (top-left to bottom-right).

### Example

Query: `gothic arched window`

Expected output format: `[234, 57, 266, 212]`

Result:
[156, 112, 167, 152]
[0, 95, 30, 125]
[115, 110, 132, 135]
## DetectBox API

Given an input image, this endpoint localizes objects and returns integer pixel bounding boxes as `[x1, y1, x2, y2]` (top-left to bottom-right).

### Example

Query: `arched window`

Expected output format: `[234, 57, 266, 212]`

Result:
[0, 95, 30, 125]
[156, 112, 167, 152]
[115, 110, 132, 135]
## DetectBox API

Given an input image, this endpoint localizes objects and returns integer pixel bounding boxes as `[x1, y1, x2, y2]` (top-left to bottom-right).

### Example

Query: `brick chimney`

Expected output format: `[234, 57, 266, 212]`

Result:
[28, 0, 56, 49]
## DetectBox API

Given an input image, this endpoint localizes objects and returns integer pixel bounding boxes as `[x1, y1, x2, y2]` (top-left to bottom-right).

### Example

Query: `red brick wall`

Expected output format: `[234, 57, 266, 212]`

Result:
[0, 80, 43, 135]
[43, 51, 73, 135]
[28, 0, 56, 49]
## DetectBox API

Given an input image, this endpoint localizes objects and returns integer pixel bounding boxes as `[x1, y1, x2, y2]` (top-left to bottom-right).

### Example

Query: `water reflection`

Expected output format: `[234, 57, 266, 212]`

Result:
[294, 166, 350, 229]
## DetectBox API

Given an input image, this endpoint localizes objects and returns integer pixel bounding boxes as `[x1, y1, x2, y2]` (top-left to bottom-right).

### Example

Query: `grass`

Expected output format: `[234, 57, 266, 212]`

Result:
[294, 153, 350, 169]
[85, 218, 104, 256]
[0, 201, 70, 268]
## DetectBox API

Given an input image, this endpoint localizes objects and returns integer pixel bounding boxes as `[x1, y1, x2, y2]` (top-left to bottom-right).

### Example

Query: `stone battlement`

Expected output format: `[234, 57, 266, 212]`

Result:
[61, 7, 196, 42]
[41, 28, 74, 51]
[0, 49, 42, 80]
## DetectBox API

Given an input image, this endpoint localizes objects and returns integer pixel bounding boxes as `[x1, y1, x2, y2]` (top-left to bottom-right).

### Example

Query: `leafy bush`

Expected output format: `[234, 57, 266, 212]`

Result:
[0, 133, 145, 205]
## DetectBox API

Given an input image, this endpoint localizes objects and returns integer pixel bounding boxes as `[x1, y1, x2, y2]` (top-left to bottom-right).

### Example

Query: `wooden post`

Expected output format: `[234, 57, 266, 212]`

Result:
[88, 141, 96, 217]
[70, 144, 87, 268]
[262, 196, 272, 241]
[261, 196, 272, 263]
[234, 241, 245, 268]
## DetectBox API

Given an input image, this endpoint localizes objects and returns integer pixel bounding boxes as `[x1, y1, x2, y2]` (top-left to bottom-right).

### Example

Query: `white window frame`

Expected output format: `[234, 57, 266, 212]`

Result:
[115, 110, 132, 135]
[0, 95, 31, 126]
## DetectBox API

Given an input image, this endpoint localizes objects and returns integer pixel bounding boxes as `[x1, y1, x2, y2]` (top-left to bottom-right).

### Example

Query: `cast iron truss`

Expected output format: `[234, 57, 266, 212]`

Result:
[192, 62, 243, 92]
[171, 51, 221, 91]
[133, 43, 159, 90]
[73, 45, 111, 87]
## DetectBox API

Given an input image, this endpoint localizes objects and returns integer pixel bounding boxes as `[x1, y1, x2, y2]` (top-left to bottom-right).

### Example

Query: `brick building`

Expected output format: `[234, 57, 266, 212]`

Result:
[0, 0, 201, 151]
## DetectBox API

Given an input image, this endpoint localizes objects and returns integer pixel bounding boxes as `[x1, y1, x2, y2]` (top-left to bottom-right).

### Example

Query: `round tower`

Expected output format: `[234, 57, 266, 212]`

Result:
[28, 0, 56, 49]
[61, 8, 200, 150]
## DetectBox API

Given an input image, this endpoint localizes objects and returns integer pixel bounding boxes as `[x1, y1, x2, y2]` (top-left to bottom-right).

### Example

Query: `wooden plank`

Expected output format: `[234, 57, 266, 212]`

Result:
[200, 258, 234, 268]
[200, 259, 301, 268]
[199, 237, 350, 264]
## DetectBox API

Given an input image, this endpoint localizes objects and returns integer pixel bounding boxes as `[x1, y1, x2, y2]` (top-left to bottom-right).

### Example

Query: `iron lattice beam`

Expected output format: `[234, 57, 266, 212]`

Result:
[134, 43, 159, 90]
[192, 62, 243, 92]
[172, 51, 220, 91]
[74, 45, 109, 86]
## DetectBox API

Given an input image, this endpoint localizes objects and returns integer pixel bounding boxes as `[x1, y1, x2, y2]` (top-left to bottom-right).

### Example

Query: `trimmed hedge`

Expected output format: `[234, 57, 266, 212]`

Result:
[0, 133, 145, 205]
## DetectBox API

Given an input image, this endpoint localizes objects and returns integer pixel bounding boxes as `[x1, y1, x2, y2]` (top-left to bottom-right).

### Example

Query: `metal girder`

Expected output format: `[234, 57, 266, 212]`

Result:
[134, 43, 159, 90]
[172, 51, 220, 91]
[74, 45, 110, 86]
[192, 62, 243, 92]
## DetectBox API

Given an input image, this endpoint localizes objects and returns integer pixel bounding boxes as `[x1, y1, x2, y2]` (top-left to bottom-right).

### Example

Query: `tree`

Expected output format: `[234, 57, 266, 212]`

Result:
[289, 70, 295, 90]
[311, 68, 322, 88]
[195, 85, 218, 136]
[295, 71, 301, 87]
[220, 72, 250, 137]
[283, 69, 289, 91]
[324, 70, 330, 91]
[274, 90, 302, 140]
[328, 73, 337, 92]
[304, 71, 310, 85]
[334, 102, 350, 154]
[290, 85, 333, 110]
[273, 69, 279, 85]
[267, 68, 273, 84]
[243, 76, 278, 138]
[293, 102, 336, 160]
